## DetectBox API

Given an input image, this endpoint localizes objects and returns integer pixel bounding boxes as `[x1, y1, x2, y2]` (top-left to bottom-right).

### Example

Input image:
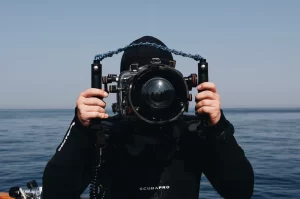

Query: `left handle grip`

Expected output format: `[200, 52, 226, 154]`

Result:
[90, 60, 103, 129]
[91, 60, 103, 94]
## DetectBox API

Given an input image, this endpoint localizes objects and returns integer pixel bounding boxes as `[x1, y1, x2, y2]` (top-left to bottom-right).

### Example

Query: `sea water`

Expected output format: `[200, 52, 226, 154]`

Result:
[0, 108, 300, 199]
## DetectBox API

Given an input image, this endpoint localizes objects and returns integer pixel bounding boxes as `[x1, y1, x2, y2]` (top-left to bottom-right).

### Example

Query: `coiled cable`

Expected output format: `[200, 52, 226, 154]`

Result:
[89, 147, 102, 199]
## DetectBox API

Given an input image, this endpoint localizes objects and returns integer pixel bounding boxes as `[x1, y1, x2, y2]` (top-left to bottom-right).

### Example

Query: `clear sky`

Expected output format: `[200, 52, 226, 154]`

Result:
[0, 0, 299, 109]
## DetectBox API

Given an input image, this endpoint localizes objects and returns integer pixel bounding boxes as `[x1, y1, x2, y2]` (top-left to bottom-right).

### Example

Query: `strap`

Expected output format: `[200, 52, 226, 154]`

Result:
[94, 42, 204, 62]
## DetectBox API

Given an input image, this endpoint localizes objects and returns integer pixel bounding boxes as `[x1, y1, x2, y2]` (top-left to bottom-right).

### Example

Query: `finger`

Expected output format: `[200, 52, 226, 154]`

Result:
[197, 82, 217, 93]
[195, 99, 215, 109]
[83, 112, 108, 119]
[195, 91, 218, 102]
[82, 97, 106, 107]
[196, 106, 216, 115]
[84, 105, 106, 113]
[80, 88, 108, 98]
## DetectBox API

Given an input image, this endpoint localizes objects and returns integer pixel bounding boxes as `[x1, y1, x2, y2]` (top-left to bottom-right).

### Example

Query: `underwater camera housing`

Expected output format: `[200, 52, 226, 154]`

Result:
[91, 42, 208, 125]
[91, 55, 208, 125]
[105, 58, 198, 124]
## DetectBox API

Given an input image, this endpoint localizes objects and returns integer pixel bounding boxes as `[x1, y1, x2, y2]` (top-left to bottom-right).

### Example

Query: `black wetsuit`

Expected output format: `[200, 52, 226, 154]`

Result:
[42, 109, 254, 199]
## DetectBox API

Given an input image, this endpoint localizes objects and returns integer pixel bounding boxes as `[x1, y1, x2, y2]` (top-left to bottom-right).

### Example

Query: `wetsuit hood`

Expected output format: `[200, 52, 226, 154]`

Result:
[120, 36, 174, 72]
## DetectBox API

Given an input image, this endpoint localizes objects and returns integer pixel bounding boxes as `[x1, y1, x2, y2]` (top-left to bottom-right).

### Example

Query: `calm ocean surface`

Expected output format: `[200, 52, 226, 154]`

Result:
[0, 108, 300, 199]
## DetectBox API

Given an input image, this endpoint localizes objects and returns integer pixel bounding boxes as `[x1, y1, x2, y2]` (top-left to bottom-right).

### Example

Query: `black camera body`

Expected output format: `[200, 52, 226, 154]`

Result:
[92, 57, 208, 125]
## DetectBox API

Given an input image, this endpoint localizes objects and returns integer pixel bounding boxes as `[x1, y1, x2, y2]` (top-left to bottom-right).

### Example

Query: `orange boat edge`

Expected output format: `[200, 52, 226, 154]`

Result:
[0, 193, 10, 199]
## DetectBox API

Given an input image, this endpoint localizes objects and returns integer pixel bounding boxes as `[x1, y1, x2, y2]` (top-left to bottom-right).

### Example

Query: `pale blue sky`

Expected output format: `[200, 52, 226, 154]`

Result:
[0, 0, 299, 109]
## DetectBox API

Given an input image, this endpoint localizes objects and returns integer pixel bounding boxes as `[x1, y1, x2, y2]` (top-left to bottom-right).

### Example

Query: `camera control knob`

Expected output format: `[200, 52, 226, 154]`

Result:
[185, 74, 198, 90]
[107, 74, 118, 82]
[109, 85, 117, 93]
[188, 94, 193, 101]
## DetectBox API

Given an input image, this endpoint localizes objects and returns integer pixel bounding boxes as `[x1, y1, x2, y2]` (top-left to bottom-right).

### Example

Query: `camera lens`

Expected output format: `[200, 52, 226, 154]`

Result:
[141, 77, 175, 109]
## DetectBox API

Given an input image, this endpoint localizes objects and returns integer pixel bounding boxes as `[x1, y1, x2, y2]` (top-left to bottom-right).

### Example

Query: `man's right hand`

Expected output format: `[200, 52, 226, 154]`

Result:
[76, 88, 109, 127]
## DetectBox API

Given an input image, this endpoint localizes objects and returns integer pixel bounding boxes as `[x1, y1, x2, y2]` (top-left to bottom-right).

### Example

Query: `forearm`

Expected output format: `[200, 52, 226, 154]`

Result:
[201, 111, 254, 199]
[49, 108, 96, 166]
[42, 108, 96, 198]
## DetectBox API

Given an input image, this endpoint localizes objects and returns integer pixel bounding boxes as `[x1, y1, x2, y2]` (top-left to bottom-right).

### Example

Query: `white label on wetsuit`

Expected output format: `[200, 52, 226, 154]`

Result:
[139, 186, 170, 191]
[57, 122, 75, 152]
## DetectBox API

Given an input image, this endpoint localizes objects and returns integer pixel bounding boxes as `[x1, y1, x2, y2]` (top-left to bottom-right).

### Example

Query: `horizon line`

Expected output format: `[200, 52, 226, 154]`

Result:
[1, 107, 300, 110]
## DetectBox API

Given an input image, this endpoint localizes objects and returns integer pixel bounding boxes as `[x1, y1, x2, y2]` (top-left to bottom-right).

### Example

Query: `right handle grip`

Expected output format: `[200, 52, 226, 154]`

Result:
[197, 59, 209, 124]
[198, 58, 208, 85]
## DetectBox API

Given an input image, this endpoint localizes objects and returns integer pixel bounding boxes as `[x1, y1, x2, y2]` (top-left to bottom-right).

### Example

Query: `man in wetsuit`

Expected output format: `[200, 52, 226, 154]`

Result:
[42, 36, 254, 199]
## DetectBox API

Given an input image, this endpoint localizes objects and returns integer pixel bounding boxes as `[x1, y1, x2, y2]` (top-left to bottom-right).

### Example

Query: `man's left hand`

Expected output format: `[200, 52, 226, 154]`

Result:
[195, 82, 221, 126]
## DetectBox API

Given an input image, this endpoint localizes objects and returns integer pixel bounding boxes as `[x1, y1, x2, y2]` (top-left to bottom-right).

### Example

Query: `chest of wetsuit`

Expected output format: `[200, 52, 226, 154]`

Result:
[43, 110, 254, 199]
[97, 117, 205, 199]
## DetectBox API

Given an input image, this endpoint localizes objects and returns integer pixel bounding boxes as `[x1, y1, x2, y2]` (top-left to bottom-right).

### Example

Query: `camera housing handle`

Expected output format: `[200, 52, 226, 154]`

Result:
[197, 58, 209, 131]
[90, 59, 109, 199]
